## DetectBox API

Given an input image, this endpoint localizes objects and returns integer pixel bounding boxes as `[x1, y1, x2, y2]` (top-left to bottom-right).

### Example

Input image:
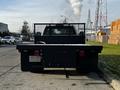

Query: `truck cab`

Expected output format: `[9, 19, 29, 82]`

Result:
[34, 23, 85, 44]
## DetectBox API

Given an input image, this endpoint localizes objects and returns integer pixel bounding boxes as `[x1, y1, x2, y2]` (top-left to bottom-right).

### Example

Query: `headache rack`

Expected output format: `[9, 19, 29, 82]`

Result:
[33, 23, 86, 35]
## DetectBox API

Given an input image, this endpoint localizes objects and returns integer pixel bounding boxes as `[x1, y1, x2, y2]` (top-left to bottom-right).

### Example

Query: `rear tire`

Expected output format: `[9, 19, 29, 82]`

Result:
[76, 63, 98, 73]
[9, 41, 12, 45]
[21, 65, 29, 71]
[30, 67, 44, 73]
[76, 67, 91, 73]
[21, 52, 29, 71]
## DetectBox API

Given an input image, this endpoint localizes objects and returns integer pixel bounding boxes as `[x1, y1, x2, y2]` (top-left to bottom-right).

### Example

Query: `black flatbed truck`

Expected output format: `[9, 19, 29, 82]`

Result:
[17, 23, 103, 73]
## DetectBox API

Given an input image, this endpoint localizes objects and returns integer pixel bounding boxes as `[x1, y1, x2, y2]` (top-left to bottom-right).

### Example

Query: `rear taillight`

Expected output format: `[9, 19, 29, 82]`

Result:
[34, 50, 39, 56]
[33, 50, 42, 56]
[79, 50, 85, 58]
[29, 50, 42, 62]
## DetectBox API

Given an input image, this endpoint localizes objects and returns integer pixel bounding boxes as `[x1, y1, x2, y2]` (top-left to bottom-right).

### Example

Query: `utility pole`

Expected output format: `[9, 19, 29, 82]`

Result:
[86, 9, 92, 29]
[94, 0, 108, 31]
[105, 0, 108, 26]
[94, 0, 101, 32]
[86, 9, 93, 40]
[86, 0, 94, 40]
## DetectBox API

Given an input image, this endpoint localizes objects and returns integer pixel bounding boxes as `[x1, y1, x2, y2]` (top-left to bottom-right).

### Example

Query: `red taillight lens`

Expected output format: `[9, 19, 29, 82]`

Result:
[79, 50, 85, 57]
[34, 50, 40, 56]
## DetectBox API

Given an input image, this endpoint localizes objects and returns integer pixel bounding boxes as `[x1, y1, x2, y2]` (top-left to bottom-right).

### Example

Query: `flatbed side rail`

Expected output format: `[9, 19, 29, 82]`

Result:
[17, 44, 103, 53]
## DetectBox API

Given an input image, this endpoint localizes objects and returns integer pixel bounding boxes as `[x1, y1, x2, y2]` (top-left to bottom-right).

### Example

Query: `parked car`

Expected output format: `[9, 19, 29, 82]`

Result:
[15, 37, 22, 44]
[0, 37, 2, 44]
[1, 36, 16, 44]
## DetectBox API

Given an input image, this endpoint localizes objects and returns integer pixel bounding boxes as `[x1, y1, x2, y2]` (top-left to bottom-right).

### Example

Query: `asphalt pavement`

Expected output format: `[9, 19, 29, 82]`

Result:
[0, 45, 114, 90]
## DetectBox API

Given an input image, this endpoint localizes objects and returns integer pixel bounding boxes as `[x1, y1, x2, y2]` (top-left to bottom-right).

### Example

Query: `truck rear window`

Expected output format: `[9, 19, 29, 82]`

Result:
[43, 26, 76, 36]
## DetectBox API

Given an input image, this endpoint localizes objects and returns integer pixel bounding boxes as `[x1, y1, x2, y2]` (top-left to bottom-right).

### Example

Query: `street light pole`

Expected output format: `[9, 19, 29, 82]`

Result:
[91, 22, 93, 40]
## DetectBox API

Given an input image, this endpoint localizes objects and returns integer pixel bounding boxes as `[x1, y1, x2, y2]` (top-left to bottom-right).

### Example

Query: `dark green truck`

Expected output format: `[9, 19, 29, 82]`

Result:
[17, 23, 103, 73]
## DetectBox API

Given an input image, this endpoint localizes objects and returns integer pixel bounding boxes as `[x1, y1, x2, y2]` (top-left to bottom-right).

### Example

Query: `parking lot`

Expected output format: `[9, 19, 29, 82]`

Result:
[0, 45, 114, 90]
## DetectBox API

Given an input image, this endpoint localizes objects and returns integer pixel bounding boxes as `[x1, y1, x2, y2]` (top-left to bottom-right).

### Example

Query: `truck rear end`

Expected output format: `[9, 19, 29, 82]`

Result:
[17, 23, 102, 73]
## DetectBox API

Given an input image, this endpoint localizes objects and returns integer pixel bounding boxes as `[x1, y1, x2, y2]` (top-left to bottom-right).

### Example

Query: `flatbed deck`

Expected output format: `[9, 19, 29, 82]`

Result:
[17, 44, 102, 53]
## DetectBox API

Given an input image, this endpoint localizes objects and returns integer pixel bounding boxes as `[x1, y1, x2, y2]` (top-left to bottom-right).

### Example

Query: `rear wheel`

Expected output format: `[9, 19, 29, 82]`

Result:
[12, 40, 16, 45]
[21, 65, 29, 71]
[30, 66, 44, 72]
[76, 67, 91, 73]
[76, 63, 98, 73]
[9, 41, 12, 45]
[76, 51, 98, 73]
[21, 51, 29, 71]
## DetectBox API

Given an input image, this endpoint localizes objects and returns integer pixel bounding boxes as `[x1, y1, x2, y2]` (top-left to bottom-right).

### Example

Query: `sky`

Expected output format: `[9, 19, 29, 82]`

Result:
[0, 0, 120, 32]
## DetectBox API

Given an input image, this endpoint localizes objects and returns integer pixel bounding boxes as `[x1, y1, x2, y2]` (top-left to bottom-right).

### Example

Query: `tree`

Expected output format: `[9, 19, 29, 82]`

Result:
[21, 21, 30, 35]
[0, 31, 10, 37]
[21, 21, 30, 41]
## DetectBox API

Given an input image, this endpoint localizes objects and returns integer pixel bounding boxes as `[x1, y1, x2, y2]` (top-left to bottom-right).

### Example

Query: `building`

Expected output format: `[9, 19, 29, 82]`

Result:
[0, 23, 9, 33]
[96, 26, 110, 43]
[108, 19, 120, 45]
